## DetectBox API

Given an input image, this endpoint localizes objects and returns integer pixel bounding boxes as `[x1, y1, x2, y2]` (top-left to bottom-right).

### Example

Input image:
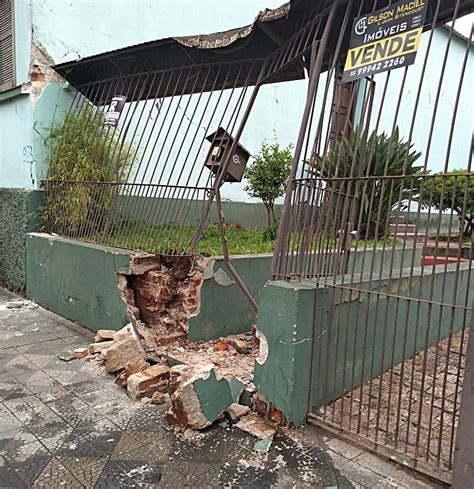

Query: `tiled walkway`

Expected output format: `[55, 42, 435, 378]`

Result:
[0, 287, 437, 488]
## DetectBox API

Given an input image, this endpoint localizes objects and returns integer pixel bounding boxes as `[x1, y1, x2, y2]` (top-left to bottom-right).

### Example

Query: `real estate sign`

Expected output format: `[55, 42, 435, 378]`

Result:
[342, 0, 428, 83]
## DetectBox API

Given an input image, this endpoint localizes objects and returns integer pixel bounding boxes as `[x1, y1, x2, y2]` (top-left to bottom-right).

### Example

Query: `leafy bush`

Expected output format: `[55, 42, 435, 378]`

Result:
[311, 128, 422, 239]
[262, 219, 279, 242]
[245, 143, 293, 228]
[43, 105, 135, 235]
[418, 169, 474, 238]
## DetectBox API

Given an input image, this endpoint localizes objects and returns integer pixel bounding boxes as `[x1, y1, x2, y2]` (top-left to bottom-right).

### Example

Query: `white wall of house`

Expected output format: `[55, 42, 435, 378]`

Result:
[1, 1, 473, 200]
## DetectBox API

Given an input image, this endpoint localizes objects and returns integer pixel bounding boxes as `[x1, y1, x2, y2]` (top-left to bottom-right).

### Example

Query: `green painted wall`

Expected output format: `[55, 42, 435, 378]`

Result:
[254, 280, 315, 426]
[26, 233, 133, 331]
[254, 264, 473, 426]
[120, 195, 283, 230]
[0, 189, 43, 290]
[311, 264, 474, 410]
[190, 247, 419, 342]
[189, 254, 273, 342]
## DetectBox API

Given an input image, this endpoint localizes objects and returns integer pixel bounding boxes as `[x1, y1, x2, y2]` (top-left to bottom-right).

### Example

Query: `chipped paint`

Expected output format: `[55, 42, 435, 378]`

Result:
[213, 267, 235, 287]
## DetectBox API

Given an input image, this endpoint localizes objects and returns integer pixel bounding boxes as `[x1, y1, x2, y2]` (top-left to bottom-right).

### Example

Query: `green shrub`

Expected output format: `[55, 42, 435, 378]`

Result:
[418, 169, 474, 238]
[245, 143, 293, 228]
[43, 105, 135, 236]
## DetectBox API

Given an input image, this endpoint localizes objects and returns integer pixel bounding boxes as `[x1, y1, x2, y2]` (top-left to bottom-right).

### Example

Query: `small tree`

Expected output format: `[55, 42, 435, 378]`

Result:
[418, 170, 474, 238]
[244, 142, 293, 227]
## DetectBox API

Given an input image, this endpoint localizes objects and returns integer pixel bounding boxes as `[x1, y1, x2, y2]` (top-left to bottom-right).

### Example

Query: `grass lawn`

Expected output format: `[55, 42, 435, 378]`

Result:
[102, 222, 399, 256]
[104, 223, 276, 255]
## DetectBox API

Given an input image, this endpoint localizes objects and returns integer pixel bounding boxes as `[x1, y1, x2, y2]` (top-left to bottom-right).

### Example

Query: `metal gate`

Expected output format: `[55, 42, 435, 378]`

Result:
[271, 0, 474, 482]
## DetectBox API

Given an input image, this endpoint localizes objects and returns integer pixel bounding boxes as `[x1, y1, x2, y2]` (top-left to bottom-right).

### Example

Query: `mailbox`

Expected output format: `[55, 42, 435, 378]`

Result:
[204, 127, 251, 183]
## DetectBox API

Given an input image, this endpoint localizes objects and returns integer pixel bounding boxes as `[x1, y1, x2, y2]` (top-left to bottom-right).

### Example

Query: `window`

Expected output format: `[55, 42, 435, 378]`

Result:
[0, 0, 15, 92]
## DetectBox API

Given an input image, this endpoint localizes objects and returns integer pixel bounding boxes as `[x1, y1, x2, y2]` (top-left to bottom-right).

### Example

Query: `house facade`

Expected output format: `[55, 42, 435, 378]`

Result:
[0, 0, 472, 200]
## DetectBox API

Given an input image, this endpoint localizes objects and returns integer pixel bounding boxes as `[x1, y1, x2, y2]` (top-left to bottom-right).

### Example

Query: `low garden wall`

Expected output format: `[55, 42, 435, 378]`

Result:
[25, 233, 271, 337]
[0, 188, 43, 290]
[254, 263, 473, 425]
[26, 233, 422, 341]
[120, 195, 283, 230]
[120, 195, 457, 235]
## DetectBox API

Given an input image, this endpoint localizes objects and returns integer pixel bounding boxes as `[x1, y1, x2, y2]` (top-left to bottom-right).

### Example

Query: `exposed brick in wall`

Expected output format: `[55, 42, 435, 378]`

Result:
[118, 254, 212, 353]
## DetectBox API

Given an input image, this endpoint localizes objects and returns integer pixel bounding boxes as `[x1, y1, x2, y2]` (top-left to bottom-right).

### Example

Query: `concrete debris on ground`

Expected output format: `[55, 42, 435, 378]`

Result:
[73, 250, 281, 434]
[5, 299, 38, 310]
[235, 413, 277, 440]
[95, 329, 116, 341]
[166, 363, 244, 430]
[57, 350, 76, 362]
[254, 438, 273, 452]
[102, 336, 144, 373]
[127, 363, 170, 400]
[89, 340, 114, 354]
[76, 320, 276, 433]
[227, 402, 251, 421]
[114, 358, 150, 387]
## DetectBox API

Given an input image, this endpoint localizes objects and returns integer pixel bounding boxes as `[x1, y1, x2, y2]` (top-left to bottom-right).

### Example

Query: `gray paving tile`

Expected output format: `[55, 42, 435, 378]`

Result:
[0, 455, 26, 488]
[95, 459, 163, 488]
[31, 456, 85, 488]
[0, 289, 438, 488]
[57, 456, 107, 487]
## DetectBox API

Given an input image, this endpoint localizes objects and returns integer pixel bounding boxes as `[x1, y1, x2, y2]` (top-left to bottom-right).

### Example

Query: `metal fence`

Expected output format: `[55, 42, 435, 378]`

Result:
[43, 60, 263, 254]
[269, 0, 474, 482]
[41, 0, 474, 480]
[42, 1, 333, 257]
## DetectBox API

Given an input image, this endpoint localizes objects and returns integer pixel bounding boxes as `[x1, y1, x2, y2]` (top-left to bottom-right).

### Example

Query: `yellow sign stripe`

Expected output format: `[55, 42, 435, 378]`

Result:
[344, 28, 422, 71]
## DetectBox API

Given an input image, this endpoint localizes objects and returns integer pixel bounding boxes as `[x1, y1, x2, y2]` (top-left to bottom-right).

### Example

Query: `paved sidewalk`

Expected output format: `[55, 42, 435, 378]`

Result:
[0, 287, 438, 488]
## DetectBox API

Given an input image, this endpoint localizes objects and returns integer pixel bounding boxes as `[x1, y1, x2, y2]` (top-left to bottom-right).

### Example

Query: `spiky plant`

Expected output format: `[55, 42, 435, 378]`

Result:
[310, 128, 422, 240]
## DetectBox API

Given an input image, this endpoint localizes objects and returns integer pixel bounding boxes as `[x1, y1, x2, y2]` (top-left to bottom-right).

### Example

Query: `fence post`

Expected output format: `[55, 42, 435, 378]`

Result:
[271, 2, 338, 278]
[452, 305, 474, 488]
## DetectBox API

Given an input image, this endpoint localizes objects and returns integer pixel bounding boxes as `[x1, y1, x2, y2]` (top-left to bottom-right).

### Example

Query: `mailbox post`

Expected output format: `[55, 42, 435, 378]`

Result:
[204, 127, 251, 183]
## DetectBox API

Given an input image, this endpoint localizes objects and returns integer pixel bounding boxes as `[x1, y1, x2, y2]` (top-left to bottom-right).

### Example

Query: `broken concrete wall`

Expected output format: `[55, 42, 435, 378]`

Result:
[29, 44, 76, 183]
[254, 264, 474, 426]
[25, 232, 274, 339]
[119, 253, 211, 352]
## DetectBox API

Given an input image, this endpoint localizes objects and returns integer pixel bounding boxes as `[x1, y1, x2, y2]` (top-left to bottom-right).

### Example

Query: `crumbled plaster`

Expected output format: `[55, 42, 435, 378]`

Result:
[213, 267, 235, 287]
[25, 43, 63, 107]
[255, 329, 268, 365]
[118, 253, 213, 354]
